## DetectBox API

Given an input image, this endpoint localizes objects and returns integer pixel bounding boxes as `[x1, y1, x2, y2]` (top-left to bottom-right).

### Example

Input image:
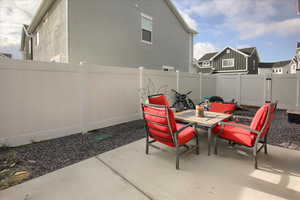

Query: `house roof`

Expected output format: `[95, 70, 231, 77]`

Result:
[238, 47, 256, 56]
[26, 0, 198, 34]
[199, 47, 256, 62]
[199, 52, 218, 61]
[259, 60, 291, 69]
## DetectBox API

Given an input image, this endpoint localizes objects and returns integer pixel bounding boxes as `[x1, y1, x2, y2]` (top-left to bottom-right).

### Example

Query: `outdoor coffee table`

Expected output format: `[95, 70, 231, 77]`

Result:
[175, 110, 232, 156]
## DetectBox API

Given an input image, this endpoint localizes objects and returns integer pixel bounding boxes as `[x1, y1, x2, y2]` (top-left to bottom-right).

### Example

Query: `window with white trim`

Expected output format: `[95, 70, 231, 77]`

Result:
[222, 58, 234, 68]
[202, 61, 210, 67]
[141, 13, 152, 44]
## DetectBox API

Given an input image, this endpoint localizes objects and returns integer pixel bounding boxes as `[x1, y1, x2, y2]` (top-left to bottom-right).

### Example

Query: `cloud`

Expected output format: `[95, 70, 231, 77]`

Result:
[194, 42, 218, 59]
[172, 0, 198, 30]
[175, 0, 299, 40]
[0, 0, 41, 57]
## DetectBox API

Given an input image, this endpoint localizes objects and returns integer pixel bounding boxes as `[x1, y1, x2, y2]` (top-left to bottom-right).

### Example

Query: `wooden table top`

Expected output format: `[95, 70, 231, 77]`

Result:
[175, 110, 232, 128]
[287, 110, 300, 115]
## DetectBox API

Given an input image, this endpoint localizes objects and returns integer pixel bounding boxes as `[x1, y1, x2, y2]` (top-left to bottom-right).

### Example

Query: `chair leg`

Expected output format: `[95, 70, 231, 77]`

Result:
[176, 146, 180, 170]
[253, 147, 258, 169]
[264, 138, 268, 155]
[214, 136, 218, 155]
[145, 134, 149, 155]
[196, 135, 200, 155]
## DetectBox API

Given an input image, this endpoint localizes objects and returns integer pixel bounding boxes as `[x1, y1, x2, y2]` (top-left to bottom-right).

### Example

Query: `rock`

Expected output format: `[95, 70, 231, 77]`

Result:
[28, 160, 36, 164]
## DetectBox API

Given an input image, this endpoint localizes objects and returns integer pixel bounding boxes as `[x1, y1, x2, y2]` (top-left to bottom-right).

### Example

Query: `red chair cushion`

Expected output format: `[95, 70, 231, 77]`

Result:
[148, 95, 170, 107]
[150, 123, 197, 147]
[210, 102, 236, 114]
[214, 121, 257, 147]
[250, 104, 269, 132]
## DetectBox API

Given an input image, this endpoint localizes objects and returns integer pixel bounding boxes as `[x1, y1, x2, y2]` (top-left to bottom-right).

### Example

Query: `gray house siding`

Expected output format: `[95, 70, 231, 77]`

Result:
[68, 0, 191, 72]
[212, 48, 247, 72]
[247, 50, 259, 74]
[32, 0, 67, 63]
[198, 68, 211, 73]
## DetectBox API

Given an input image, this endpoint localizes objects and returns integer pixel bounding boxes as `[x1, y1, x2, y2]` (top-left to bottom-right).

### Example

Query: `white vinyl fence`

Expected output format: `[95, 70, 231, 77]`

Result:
[0, 59, 299, 146]
[208, 73, 300, 110]
[0, 60, 200, 146]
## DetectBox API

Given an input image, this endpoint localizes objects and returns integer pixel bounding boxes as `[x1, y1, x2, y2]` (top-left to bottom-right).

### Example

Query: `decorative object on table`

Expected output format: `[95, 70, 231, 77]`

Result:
[171, 89, 195, 112]
[141, 104, 200, 170]
[287, 110, 300, 124]
[213, 102, 277, 169]
[196, 105, 204, 117]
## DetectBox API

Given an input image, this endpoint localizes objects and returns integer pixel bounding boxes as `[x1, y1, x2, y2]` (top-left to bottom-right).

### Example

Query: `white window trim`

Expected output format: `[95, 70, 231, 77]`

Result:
[202, 61, 210, 67]
[141, 13, 153, 45]
[222, 58, 235, 68]
[162, 65, 175, 71]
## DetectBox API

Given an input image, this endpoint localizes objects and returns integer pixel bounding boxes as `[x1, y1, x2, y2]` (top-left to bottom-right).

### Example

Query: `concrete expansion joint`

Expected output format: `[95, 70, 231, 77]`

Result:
[94, 157, 155, 200]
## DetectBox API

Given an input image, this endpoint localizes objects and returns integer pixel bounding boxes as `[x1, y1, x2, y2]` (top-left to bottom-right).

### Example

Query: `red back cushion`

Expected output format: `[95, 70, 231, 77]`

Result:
[148, 95, 170, 107]
[250, 104, 269, 132]
[143, 105, 177, 136]
[210, 102, 236, 114]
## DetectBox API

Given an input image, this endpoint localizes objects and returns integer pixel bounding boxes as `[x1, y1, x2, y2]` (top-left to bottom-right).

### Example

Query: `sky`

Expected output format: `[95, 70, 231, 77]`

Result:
[0, 0, 299, 62]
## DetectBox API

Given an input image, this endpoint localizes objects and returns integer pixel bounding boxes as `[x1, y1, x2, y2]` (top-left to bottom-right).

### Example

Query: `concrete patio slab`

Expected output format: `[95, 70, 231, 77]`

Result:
[0, 157, 149, 200]
[98, 136, 300, 200]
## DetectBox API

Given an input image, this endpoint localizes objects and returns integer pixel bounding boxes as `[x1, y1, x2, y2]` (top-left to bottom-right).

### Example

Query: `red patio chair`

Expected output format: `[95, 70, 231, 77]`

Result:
[213, 102, 277, 168]
[141, 104, 200, 169]
[210, 102, 237, 114]
[148, 94, 170, 107]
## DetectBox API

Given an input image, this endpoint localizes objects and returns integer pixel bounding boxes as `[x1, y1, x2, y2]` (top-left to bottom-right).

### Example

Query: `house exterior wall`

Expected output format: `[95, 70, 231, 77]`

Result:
[68, 0, 191, 72]
[247, 50, 259, 74]
[32, 0, 67, 63]
[258, 68, 272, 75]
[22, 37, 32, 60]
[197, 67, 211, 74]
[212, 48, 247, 72]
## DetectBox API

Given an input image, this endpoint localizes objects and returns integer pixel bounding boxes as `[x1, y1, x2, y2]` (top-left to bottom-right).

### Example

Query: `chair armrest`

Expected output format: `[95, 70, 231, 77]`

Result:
[232, 115, 252, 120]
[218, 121, 260, 135]
[176, 122, 197, 135]
[224, 110, 234, 114]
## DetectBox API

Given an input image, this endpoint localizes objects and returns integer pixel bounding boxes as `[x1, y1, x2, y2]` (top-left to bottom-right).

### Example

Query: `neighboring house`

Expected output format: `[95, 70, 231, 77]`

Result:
[258, 42, 300, 75]
[20, 0, 197, 72]
[0, 53, 12, 59]
[195, 46, 260, 74]
[259, 61, 291, 75]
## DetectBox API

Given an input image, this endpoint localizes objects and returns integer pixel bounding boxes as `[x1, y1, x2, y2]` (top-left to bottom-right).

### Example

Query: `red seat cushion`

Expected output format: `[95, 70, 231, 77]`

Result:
[210, 102, 236, 114]
[250, 104, 269, 132]
[214, 121, 257, 147]
[149, 123, 197, 147]
[148, 95, 170, 107]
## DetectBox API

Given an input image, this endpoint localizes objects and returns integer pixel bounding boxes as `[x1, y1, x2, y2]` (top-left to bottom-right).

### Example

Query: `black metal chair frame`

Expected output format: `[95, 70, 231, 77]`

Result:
[141, 103, 200, 170]
[214, 102, 277, 169]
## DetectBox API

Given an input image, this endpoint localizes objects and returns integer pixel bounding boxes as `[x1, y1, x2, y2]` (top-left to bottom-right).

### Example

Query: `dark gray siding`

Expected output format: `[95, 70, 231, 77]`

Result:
[247, 49, 259, 74]
[212, 47, 247, 72]
[197, 68, 211, 73]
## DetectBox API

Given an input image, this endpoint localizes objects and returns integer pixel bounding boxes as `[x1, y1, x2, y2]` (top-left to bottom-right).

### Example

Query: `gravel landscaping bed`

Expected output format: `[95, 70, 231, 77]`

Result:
[1, 107, 299, 190]
[0, 120, 145, 190]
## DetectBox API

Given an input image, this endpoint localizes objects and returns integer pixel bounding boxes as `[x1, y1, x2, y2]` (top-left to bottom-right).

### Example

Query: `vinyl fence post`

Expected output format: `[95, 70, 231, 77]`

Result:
[199, 72, 203, 101]
[237, 74, 242, 104]
[176, 70, 180, 92]
[297, 70, 300, 109]
[139, 66, 144, 118]
[79, 62, 88, 134]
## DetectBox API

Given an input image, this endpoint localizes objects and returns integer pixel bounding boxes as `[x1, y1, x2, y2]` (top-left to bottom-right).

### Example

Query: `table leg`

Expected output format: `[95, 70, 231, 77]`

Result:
[208, 127, 212, 156]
